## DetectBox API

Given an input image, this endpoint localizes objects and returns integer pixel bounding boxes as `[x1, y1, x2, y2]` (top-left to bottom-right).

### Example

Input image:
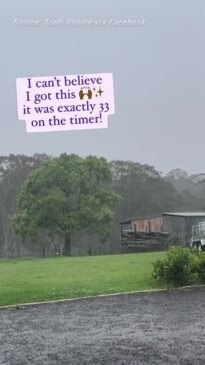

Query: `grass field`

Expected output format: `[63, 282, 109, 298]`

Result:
[0, 252, 166, 307]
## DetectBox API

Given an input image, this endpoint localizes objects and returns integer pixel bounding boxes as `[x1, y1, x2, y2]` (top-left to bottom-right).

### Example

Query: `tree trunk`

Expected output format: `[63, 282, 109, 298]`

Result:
[64, 233, 71, 256]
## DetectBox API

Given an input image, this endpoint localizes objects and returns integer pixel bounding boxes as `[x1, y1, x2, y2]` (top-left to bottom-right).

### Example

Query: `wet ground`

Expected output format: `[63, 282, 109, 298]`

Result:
[0, 287, 205, 364]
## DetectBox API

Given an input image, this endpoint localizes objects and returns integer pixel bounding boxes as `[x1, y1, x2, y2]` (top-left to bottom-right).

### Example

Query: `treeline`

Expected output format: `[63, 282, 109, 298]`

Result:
[0, 154, 204, 257]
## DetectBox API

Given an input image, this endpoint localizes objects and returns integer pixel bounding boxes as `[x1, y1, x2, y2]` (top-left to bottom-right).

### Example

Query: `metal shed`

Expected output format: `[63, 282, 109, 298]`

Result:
[120, 212, 205, 247]
[162, 212, 205, 244]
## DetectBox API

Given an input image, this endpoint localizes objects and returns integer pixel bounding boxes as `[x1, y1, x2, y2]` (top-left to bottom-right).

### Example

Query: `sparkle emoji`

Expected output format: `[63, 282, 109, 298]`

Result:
[97, 87, 104, 97]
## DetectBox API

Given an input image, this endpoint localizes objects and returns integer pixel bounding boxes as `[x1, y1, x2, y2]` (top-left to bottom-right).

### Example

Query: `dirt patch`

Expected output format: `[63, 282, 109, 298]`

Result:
[0, 287, 205, 364]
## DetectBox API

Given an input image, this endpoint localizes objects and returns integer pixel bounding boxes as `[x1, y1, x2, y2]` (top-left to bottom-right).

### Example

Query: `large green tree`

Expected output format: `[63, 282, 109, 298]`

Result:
[10, 154, 121, 255]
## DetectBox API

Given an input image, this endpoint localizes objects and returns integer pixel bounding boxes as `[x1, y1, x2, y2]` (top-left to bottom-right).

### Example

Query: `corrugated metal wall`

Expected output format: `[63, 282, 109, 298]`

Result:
[162, 215, 185, 234]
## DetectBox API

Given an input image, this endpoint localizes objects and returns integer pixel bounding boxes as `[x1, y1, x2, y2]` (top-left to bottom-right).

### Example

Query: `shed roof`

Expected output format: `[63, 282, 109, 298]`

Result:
[120, 219, 132, 225]
[163, 212, 205, 217]
[120, 212, 205, 224]
[120, 214, 161, 224]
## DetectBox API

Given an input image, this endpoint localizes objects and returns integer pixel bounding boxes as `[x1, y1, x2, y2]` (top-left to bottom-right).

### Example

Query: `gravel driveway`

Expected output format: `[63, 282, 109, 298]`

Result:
[0, 287, 205, 364]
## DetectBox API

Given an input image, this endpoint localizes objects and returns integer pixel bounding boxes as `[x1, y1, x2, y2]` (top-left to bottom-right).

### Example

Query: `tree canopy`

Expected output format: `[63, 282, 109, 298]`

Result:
[10, 154, 121, 255]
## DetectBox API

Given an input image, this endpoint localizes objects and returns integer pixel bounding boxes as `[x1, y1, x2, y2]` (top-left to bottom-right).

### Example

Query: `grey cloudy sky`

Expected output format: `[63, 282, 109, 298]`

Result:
[1, 0, 205, 174]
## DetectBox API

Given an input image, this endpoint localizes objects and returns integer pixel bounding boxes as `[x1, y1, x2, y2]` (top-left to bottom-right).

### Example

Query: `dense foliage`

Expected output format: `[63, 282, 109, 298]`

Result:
[152, 247, 202, 287]
[196, 253, 205, 283]
[10, 154, 121, 255]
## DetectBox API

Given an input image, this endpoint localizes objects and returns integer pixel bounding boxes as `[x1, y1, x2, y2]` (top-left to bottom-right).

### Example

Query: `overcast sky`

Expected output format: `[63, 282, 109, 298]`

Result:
[1, 0, 205, 174]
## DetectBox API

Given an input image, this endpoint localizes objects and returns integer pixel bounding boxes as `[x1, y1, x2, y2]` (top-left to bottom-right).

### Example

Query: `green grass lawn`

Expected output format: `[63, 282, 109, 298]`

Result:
[0, 252, 166, 307]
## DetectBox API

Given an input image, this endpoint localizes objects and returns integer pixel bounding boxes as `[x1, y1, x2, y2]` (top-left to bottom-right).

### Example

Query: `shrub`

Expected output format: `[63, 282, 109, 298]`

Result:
[152, 246, 199, 288]
[197, 253, 205, 283]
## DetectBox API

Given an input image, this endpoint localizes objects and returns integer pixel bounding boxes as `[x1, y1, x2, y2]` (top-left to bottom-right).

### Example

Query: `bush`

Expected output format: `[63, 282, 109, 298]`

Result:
[152, 246, 199, 288]
[197, 253, 205, 283]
